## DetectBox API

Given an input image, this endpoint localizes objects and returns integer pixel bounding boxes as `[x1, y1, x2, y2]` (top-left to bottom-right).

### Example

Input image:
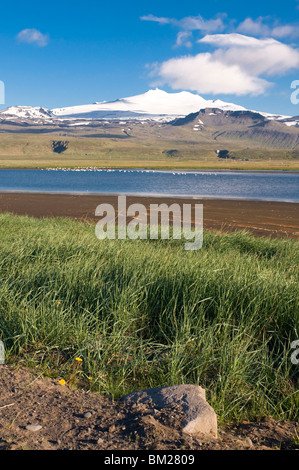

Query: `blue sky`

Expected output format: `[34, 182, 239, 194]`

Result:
[1, 0, 299, 115]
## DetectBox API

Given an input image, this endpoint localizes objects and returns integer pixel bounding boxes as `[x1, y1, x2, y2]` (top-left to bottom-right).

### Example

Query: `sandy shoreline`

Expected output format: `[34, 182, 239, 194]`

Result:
[0, 191, 298, 239]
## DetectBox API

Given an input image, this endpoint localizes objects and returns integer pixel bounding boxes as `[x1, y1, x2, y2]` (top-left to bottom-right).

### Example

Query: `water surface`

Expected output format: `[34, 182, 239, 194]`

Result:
[0, 168, 298, 202]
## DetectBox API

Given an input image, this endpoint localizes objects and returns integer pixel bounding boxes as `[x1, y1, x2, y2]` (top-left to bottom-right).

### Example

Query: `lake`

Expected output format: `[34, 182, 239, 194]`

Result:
[0, 168, 299, 202]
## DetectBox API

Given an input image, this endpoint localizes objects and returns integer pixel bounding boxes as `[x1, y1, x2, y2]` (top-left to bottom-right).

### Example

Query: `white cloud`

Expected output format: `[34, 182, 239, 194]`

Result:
[155, 53, 270, 96]
[152, 33, 299, 96]
[178, 15, 225, 33]
[141, 13, 225, 33]
[271, 25, 297, 38]
[140, 14, 171, 25]
[237, 17, 271, 37]
[141, 14, 225, 50]
[142, 13, 299, 47]
[199, 33, 276, 48]
[175, 31, 193, 48]
[142, 11, 299, 96]
[200, 34, 299, 76]
[237, 17, 299, 38]
[16, 29, 49, 47]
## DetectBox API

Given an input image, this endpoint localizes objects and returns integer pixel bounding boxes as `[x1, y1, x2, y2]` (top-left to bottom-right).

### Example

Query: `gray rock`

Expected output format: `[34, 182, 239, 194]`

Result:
[120, 384, 217, 438]
[0, 341, 5, 365]
[26, 424, 43, 432]
[83, 412, 92, 418]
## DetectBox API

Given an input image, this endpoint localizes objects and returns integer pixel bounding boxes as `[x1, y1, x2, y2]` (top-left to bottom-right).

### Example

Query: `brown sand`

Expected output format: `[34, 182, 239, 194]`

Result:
[0, 192, 298, 239]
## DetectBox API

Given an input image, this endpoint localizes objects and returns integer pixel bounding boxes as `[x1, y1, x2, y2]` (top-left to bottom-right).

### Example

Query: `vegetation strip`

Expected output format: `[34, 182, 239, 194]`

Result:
[0, 213, 298, 423]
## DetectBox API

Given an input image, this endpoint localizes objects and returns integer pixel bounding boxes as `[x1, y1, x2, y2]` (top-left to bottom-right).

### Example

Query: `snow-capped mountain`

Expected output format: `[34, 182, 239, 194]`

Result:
[0, 105, 55, 121]
[0, 89, 298, 127]
[51, 89, 247, 120]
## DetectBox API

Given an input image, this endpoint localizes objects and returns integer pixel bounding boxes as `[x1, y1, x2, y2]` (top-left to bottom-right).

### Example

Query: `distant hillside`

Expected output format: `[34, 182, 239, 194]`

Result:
[169, 109, 299, 149]
[0, 90, 299, 167]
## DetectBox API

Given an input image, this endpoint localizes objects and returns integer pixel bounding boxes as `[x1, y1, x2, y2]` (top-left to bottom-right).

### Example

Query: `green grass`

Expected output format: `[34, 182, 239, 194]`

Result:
[0, 213, 298, 423]
[0, 132, 298, 170]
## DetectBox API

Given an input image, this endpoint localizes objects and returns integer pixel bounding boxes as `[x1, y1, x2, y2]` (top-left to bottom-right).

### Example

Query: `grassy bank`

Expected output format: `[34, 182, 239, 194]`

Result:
[0, 213, 298, 423]
[0, 133, 298, 171]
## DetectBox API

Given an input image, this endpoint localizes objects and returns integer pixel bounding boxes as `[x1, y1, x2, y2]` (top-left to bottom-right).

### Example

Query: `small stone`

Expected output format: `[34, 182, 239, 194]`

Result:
[0, 341, 5, 365]
[26, 424, 42, 432]
[108, 424, 116, 433]
[244, 437, 254, 448]
[235, 439, 244, 448]
[83, 412, 92, 418]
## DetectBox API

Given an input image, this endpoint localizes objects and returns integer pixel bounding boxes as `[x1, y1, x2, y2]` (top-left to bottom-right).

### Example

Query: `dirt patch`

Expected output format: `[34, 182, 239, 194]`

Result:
[0, 192, 298, 239]
[0, 365, 297, 451]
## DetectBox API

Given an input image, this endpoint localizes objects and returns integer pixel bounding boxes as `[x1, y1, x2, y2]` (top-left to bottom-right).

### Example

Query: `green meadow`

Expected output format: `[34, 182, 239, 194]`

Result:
[0, 213, 298, 423]
[0, 132, 299, 171]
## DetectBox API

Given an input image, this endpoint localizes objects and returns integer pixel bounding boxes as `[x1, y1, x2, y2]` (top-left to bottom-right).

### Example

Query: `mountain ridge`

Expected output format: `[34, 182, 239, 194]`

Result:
[0, 89, 298, 151]
[1, 88, 297, 127]
[168, 108, 299, 149]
